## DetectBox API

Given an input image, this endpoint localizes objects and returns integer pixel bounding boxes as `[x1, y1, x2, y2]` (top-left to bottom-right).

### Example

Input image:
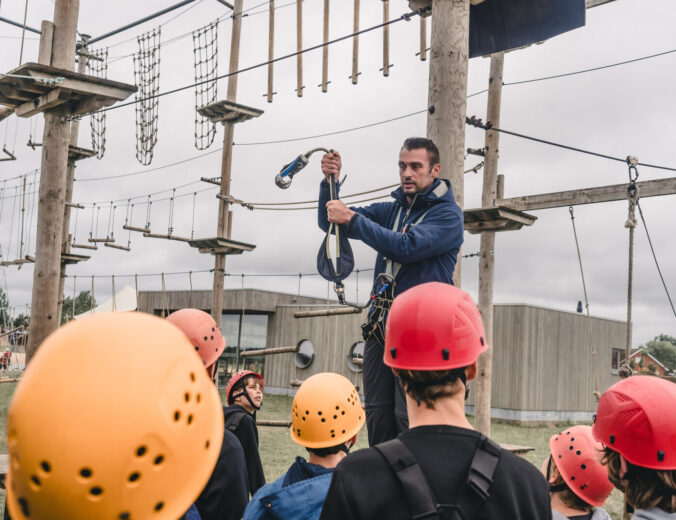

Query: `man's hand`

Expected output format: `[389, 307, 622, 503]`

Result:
[326, 200, 355, 225]
[321, 151, 342, 182]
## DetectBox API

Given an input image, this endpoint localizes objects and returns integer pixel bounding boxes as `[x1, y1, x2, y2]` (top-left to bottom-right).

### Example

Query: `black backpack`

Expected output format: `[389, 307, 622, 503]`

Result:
[374, 435, 501, 520]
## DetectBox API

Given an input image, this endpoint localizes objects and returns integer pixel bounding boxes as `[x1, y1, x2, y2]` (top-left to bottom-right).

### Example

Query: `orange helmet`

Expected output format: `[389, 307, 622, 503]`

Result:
[6, 312, 224, 520]
[290, 373, 365, 449]
[384, 282, 487, 370]
[166, 308, 226, 377]
[549, 425, 613, 506]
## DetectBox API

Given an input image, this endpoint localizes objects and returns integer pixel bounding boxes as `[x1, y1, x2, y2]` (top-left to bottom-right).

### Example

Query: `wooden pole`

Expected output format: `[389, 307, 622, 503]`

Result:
[296, 0, 303, 96]
[211, 0, 244, 327]
[382, 0, 390, 76]
[426, 0, 470, 287]
[474, 52, 504, 437]
[266, 0, 275, 103]
[321, 0, 329, 92]
[419, 16, 427, 61]
[351, 0, 359, 84]
[56, 35, 89, 324]
[293, 307, 362, 318]
[26, 0, 81, 362]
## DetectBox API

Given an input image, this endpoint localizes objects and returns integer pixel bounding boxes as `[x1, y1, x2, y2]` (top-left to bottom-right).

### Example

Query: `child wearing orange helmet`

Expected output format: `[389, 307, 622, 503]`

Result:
[320, 282, 552, 520]
[592, 375, 676, 518]
[243, 373, 365, 520]
[542, 425, 613, 519]
[225, 369, 266, 495]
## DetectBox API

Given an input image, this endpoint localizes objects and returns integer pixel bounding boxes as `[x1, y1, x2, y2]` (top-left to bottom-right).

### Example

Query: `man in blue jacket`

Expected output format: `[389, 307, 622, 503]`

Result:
[318, 137, 464, 446]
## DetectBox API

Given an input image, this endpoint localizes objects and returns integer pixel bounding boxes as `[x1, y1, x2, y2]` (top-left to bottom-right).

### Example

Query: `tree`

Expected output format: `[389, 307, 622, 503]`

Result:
[61, 290, 96, 324]
[643, 335, 676, 372]
[13, 314, 28, 328]
[0, 287, 9, 329]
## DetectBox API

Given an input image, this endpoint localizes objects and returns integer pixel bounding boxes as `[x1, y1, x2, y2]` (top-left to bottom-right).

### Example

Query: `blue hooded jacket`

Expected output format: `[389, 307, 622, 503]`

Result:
[243, 457, 334, 520]
[318, 177, 464, 297]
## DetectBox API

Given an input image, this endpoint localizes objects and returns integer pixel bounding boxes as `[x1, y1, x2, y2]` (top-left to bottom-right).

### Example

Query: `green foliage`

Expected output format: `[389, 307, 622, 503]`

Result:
[647, 363, 657, 374]
[0, 288, 9, 329]
[13, 314, 28, 328]
[629, 359, 635, 369]
[642, 335, 676, 372]
[61, 290, 96, 324]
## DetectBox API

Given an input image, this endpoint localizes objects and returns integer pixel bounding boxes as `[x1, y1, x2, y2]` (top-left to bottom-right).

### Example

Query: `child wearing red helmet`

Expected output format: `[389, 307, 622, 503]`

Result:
[592, 375, 676, 518]
[225, 370, 266, 495]
[320, 283, 552, 520]
[542, 425, 613, 519]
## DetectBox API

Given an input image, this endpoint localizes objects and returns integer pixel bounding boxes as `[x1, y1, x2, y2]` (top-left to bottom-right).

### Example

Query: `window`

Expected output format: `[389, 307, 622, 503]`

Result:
[611, 348, 625, 371]
[347, 341, 365, 372]
[294, 340, 315, 369]
[217, 313, 269, 386]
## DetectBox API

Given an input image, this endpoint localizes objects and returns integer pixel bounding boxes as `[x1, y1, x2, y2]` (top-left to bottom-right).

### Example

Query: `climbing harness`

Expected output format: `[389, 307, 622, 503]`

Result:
[274, 147, 333, 189]
[375, 434, 501, 520]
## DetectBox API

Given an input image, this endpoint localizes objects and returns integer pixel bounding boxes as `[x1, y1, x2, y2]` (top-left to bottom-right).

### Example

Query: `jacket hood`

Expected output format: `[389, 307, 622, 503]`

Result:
[391, 178, 455, 209]
[552, 508, 611, 520]
[632, 509, 676, 520]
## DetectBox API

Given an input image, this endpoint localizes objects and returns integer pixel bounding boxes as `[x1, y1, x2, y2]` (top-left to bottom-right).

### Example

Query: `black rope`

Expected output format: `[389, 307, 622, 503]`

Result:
[635, 202, 676, 318]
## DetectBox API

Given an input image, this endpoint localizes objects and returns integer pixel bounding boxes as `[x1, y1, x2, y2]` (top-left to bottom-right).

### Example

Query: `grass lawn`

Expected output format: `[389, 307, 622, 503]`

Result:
[0, 387, 625, 519]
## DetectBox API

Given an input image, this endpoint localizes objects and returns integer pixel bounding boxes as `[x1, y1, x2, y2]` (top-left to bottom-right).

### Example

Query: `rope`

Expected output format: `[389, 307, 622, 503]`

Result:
[568, 207, 600, 401]
[192, 20, 218, 149]
[133, 28, 162, 165]
[18, 0, 28, 65]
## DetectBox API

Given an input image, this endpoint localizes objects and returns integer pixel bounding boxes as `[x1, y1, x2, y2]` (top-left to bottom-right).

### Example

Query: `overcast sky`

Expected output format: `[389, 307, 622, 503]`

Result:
[0, 0, 674, 348]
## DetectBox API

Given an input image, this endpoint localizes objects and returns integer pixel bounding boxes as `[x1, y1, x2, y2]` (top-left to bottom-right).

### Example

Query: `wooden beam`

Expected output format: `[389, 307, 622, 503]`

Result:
[257, 420, 291, 427]
[15, 88, 70, 117]
[240, 345, 299, 358]
[498, 177, 676, 212]
[294, 307, 362, 318]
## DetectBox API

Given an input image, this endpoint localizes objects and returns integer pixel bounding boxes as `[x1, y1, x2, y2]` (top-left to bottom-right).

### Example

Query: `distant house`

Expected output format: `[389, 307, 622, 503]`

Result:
[629, 348, 669, 376]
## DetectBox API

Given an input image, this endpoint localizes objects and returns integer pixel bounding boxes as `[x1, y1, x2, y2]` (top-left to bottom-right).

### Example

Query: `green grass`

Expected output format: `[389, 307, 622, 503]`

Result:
[0, 387, 624, 519]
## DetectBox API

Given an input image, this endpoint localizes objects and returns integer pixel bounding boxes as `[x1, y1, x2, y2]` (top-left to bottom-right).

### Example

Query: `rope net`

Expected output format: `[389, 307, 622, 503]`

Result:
[192, 21, 218, 150]
[87, 48, 109, 159]
[133, 28, 162, 165]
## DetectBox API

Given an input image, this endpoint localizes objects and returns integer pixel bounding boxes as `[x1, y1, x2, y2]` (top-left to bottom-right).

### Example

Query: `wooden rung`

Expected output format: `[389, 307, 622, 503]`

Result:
[200, 176, 221, 186]
[290, 378, 303, 387]
[256, 420, 291, 427]
[352, 357, 363, 366]
[0, 377, 21, 384]
[104, 242, 131, 251]
[240, 345, 299, 358]
[71, 242, 98, 250]
[88, 237, 112, 243]
[61, 252, 90, 264]
[66, 202, 85, 209]
[0, 327, 22, 338]
[143, 233, 192, 243]
[294, 307, 363, 318]
[122, 225, 151, 233]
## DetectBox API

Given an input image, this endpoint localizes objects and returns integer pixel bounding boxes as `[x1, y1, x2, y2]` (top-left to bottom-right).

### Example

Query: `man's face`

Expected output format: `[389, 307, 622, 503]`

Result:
[398, 147, 440, 197]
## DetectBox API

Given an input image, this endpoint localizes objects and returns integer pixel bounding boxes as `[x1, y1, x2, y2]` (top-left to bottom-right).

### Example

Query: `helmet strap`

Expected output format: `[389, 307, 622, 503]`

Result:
[545, 455, 569, 493]
[231, 389, 261, 411]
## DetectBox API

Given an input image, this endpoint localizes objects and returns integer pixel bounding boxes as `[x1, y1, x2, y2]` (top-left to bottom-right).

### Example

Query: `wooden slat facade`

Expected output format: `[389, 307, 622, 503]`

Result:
[139, 290, 623, 422]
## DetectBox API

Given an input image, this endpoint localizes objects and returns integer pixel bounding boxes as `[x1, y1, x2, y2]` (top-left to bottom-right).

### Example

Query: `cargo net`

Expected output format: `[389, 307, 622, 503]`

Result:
[86, 47, 109, 159]
[192, 21, 218, 150]
[133, 28, 161, 165]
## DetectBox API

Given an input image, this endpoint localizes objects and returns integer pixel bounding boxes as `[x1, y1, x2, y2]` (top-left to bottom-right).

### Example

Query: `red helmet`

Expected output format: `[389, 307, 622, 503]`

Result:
[592, 375, 676, 470]
[384, 282, 488, 370]
[549, 425, 613, 506]
[226, 370, 264, 405]
[166, 309, 225, 377]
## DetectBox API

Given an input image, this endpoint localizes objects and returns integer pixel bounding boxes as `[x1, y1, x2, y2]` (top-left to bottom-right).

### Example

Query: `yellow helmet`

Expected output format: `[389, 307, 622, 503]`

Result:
[290, 372, 364, 449]
[6, 312, 224, 520]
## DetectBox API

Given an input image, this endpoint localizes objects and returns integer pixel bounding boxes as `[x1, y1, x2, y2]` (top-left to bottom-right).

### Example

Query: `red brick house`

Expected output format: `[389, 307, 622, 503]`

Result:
[629, 348, 669, 376]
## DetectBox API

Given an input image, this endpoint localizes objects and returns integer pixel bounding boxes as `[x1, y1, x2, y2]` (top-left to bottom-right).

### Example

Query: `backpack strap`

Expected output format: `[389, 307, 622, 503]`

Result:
[374, 439, 440, 520]
[375, 435, 501, 520]
[453, 435, 501, 520]
[225, 410, 246, 433]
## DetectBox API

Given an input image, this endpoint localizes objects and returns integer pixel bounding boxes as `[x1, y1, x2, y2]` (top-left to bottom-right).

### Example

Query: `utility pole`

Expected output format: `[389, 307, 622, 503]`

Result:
[426, 0, 470, 287]
[26, 0, 80, 361]
[474, 52, 504, 437]
[211, 0, 244, 326]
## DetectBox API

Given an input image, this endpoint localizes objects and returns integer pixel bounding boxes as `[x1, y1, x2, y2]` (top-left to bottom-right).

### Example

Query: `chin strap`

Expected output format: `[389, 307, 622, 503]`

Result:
[231, 389, 261, 411]
[546, 455, 569, 493]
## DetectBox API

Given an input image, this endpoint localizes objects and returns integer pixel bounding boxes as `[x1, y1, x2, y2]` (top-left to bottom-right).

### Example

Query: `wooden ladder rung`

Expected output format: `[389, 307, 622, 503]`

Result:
[143, 233, 192, 243]
[294, 307, 363, 318]
[240, 345, 299, 358]
[104, 243, 131, 251]
[123, 225, 151, 233]
[71, 243, 98, 250]
[88, 237, 111, 243]
[256, 420, 291, 427]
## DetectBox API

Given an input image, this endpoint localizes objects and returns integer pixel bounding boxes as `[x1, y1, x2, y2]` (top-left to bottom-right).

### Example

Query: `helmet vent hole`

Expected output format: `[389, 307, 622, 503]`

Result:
[136, 446, 147, 457]
[569, 446, 574, 451]
[333, 415, 337, 419]
[442, 349, 449, 361]
[609, 435, 615, 445]
[40, 461, 51, 473]
[185, 392, 190, 402]
[187, 414, 194, 425]
[658, 450, 665, 461]
[570, 437, 575, 441]
[302, 417, 306, 421]
[321, 418, 326, 423]
[174, 411, 181, 422]
[331, 434, 335, 438]
[318, 411, 322, 415]
[210, 336, 214, 340]
[570, 476, 575, 481]
[154, 502, 164, 512]
[80, 468, 93, 478]
[18, 497, 30, 517]
[154, 455, 164, 465]
[194, 346, 199, 352]
[30, 475, 41, 487]
[205, 440, 210, 449]
[342, 411, 345, 415]
[576, 450, 581, 455]
[203, 336, 208, 341]
[90, 486, 103, 496]
[335, 406, 340, 410]
[390, 348, 397, 359]
[190, 372, 196, 382]
[581, 464, 586, 470]
[196, 394, 201, 403]
[128, 472, 141, 483]
[119, 513, 130, 519]
[305, 410, 309, 415]
[342, 430, 346, 434]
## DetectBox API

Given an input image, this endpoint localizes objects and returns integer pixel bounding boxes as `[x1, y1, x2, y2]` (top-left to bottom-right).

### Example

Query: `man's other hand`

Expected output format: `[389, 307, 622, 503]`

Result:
[321, 151, 342, 182]
[326, 200, 355, 225]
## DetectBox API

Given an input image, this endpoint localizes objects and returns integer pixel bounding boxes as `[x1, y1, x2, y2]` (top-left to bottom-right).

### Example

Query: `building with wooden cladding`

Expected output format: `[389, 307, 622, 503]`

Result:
[138, 289, 624, 423]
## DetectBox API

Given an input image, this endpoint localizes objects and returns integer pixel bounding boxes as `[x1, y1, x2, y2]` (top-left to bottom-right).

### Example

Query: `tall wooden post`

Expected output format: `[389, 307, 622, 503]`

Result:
[474, 52, 504, 436]
[56, 36, 89, 323]
[426, 0, 470, 287]
[26, 0, 80, 362]
[211, 0, 244, 326]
